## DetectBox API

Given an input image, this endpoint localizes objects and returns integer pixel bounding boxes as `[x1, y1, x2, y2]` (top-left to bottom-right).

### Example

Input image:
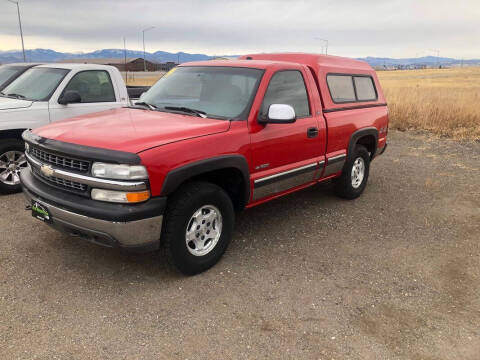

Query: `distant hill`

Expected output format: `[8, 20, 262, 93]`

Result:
[357, 56, 480, 67]
[0, 48, 479, 67]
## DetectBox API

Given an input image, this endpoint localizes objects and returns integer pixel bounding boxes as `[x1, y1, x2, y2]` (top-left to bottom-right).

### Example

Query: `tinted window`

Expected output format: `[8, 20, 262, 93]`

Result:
[327, 75, 356, 103]
[142, 66, 264, 119]
[2, 67, 69, 101]
[261, 70, 310, 118]
[63, 70, 115, 103]
[0, 66, 24, 88]
[354, 76, 376, 101]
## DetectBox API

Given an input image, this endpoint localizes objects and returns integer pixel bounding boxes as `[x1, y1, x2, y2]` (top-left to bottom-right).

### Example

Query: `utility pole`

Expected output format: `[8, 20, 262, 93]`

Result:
[123, 37, 127, 83]
[142, 26, 155, 72]
[429, 49, 440, 68]
[314, 37, 329, 55]
[8, 0, 26, 62]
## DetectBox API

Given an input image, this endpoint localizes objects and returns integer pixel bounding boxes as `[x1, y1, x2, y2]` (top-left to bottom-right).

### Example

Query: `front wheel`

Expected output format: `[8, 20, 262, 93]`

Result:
[162, 181, 234, 275]
[334, 145, 370, 200]
[0, 139, 27, 194]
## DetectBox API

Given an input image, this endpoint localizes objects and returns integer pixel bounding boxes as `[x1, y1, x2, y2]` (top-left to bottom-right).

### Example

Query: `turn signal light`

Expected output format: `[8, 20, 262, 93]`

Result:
[91, 189, 150, 203]
[126, 191, 151, 203]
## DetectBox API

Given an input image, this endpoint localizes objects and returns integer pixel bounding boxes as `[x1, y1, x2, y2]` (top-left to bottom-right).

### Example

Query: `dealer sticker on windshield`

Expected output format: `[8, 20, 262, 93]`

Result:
[32, 201, 51, 223]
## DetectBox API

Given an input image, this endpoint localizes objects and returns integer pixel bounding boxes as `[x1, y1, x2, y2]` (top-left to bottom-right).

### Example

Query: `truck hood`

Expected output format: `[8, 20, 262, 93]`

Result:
[33, 107, 231, 154]
[0, 97, 33, 110]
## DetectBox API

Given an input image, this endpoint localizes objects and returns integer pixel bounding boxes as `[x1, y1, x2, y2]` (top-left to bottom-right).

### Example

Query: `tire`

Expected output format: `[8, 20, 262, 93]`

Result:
[162, 181, 235, 275]
[334, 145, 370, 200]
[0, 139, 27, 194]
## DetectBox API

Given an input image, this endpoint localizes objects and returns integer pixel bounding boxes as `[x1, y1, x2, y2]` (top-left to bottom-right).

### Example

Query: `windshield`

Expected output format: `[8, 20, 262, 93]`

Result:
[2, 67, 69, 101]
[141, 66, 264, 119]
[0, 66, 24, 88]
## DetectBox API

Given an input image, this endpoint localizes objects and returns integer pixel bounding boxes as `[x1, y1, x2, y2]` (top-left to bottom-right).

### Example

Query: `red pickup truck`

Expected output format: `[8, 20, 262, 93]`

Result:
[20, 53, 388, 275]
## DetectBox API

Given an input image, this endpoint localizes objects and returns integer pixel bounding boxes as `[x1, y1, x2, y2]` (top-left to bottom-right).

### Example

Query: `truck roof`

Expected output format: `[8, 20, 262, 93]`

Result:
[1, 63, 42, 68]
[35, 63, 117, 71]
[181, 59, 290, 69]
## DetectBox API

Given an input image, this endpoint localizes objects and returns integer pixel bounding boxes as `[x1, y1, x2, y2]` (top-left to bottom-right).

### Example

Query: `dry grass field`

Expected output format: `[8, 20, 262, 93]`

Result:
[378, 67, 480, 141]
[125, 73, 164, 86]
[126, 67, 480, 141]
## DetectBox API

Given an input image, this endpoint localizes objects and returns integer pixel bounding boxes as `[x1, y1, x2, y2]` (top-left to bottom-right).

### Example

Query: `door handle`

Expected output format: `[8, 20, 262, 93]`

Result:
[307, 127, 319, 138]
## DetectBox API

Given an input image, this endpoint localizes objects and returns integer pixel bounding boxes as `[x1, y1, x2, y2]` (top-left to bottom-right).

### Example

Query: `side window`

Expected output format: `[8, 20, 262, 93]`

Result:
[63, 70, 115, 103]
[354, 76, 376, 101]
[261, 70, 310, 118]
[327, 75, 356, 103]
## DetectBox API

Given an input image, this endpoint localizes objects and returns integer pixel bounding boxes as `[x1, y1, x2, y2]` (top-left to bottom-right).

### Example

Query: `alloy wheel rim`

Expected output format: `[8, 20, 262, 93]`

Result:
[0, 151, 27, 186]
[185, 205, 223, 257]
[351, 157, 365, 189]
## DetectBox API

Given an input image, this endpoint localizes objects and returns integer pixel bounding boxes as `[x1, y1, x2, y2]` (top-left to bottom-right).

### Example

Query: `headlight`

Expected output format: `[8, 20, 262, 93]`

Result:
[91, 162, 148, 180]
[91, 189, 150, 203]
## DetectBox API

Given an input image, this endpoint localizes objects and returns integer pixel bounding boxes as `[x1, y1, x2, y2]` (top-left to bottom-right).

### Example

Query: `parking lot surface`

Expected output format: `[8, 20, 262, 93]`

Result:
[1, 130, 479, 359]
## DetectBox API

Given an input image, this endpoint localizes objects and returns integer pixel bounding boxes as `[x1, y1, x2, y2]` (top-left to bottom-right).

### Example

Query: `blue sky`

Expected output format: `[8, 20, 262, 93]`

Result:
[1, 0, 479, 58]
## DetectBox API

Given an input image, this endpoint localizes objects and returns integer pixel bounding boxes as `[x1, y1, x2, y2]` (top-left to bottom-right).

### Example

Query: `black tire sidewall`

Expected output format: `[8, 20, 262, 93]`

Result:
[0, 139, 25, 194]
[164, 182, 234, 275]
[335, 145, 370, 199]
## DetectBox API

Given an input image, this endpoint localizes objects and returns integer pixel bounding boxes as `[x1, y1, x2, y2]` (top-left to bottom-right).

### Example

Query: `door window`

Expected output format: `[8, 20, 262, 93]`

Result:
[63, 70, 115, 103]
[260, 70, 310, 119]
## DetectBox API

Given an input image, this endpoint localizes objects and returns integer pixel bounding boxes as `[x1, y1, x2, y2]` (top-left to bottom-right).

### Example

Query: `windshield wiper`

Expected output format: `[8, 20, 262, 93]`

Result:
[5, 93, 27, 100]
[164, 106, 207, 118]
[134, 101, 157, 110]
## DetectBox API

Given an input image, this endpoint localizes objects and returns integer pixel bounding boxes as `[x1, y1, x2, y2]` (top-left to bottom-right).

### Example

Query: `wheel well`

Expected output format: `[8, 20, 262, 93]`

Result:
[0, 129, 27, 141]
[184, 167, 247, 211]
[356, 135, 376, 159]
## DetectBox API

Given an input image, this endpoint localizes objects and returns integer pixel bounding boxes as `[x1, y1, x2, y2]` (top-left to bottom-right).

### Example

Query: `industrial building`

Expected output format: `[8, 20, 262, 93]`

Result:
[58, 57, 177, 72]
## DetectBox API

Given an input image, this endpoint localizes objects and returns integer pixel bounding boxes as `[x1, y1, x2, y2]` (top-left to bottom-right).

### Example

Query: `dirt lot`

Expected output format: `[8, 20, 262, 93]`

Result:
[0, 130, 479, 359]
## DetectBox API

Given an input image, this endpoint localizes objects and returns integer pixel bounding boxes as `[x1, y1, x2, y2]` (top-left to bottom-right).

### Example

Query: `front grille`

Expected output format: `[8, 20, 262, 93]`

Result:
[30, 146, 90, 173]
[32, 166, 88, 193]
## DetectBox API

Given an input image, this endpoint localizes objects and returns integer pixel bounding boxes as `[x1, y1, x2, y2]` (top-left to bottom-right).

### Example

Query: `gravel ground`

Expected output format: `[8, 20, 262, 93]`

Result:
[1, 130, 479, 360]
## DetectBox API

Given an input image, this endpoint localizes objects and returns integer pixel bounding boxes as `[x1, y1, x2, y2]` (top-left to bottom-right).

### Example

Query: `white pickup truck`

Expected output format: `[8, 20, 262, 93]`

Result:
[0, 63, 143, 193]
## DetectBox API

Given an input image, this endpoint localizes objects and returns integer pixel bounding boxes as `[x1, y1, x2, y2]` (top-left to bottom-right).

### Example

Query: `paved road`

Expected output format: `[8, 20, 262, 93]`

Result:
[1, 131, 479, 359]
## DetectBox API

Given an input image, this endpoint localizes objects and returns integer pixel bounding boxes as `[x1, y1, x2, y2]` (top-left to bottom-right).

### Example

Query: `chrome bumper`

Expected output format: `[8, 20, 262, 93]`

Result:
[24, 190, 163, 250]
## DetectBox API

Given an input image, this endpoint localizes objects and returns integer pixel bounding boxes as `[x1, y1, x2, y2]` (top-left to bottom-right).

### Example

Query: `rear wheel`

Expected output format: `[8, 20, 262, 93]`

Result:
[162, 181, 234, 275]
[334, 145, 370, 200]
[0, 139, 27, 194]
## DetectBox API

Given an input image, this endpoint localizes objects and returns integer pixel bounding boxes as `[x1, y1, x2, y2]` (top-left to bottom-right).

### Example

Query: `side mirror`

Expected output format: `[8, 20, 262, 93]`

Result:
[58, 90, 81, 105]
[259, 104, 296, 124]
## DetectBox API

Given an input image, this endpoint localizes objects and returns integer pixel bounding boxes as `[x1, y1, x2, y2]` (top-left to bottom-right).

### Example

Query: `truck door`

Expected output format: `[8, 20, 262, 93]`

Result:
[250, 69, 324, 201]
[48, 70, 122, 123]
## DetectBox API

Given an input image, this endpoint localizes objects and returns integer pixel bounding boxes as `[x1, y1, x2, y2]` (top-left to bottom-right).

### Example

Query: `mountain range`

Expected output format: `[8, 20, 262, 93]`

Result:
[1, 48, 479, 67]
[0, 48, 213, 64]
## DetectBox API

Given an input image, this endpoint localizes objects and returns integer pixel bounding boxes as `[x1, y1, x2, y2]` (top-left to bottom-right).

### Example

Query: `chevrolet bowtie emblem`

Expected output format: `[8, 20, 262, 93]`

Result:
[40, 164, 54, 177]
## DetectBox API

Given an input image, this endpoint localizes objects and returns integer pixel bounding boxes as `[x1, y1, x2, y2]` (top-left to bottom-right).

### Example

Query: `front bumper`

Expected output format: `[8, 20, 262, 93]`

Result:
[21, 168, 166, 251]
